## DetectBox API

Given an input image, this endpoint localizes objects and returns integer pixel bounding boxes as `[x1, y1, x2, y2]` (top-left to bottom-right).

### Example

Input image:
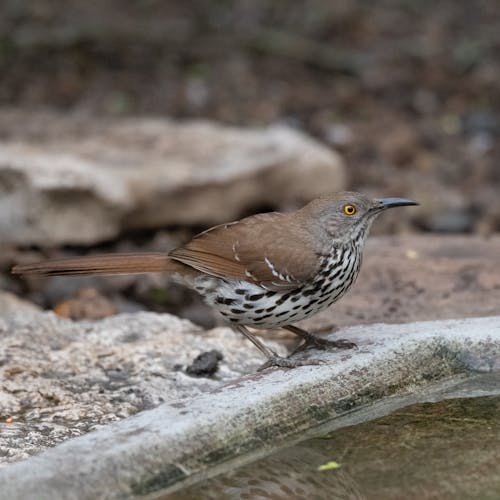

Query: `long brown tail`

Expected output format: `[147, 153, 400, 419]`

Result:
[11, 253, 183, 277]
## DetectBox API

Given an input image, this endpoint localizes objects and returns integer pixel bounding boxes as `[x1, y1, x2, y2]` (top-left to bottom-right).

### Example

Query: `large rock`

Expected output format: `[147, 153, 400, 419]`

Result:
[0, 110, 345, 245]
[0, 300, 287, 465]
[0, 315, 499, 499]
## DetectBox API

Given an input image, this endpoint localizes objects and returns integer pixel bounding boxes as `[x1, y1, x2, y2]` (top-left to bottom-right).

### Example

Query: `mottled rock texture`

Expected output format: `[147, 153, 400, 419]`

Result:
[0, 304, 285, 465]
[0, 316, 499, 499]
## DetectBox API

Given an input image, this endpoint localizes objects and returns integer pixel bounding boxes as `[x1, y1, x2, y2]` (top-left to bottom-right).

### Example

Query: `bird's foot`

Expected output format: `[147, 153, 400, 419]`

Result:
[291, 334, 357, 355]
[283, 325, 357, 354]
[257, 355, 325, 371]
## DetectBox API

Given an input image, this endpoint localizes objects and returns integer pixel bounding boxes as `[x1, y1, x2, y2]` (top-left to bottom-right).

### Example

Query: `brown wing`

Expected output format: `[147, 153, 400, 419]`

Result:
[169, 212, 320, 290]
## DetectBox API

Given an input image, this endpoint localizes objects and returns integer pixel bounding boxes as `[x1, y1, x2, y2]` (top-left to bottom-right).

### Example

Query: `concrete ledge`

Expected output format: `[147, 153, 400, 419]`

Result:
[1, 316, 499, 499]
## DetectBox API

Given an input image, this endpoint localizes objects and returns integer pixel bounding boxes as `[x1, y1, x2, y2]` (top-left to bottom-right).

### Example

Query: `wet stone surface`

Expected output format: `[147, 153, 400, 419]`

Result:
[171, 386, 500, 500]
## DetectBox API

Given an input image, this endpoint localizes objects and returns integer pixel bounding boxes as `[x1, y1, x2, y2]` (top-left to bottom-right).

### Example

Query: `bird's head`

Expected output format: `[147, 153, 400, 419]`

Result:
[302, 191, 418, 244]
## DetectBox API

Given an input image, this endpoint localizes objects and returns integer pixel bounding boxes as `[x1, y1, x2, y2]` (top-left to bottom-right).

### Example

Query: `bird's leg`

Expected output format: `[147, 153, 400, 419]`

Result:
[234, 325, 277, 359]
[234, 325, 324, 370]
[284, 325, 357, 354]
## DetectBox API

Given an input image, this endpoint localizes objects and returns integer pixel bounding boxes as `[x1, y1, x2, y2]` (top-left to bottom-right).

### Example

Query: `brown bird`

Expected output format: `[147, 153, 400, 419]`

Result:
[12, 192, 418, 369]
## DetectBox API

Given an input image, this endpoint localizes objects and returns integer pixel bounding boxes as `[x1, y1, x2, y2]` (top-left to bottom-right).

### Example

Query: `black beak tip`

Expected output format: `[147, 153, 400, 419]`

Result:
[378, 197, 419, 209]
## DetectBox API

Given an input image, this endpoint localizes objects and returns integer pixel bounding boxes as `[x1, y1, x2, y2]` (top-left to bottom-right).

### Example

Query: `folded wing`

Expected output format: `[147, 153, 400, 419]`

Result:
[169, 212, 319, 290]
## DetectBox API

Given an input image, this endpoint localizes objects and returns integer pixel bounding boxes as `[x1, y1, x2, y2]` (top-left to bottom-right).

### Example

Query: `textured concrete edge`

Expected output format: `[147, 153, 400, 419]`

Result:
[0, 316, 499, 500]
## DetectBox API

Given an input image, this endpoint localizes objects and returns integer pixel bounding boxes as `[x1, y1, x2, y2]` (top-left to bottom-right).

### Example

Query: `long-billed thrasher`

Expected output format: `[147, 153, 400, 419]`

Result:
[12, 192, 417, 369]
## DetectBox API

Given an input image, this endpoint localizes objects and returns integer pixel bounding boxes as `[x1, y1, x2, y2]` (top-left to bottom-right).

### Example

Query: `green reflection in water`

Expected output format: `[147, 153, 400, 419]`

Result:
[169, 396, 500, 500]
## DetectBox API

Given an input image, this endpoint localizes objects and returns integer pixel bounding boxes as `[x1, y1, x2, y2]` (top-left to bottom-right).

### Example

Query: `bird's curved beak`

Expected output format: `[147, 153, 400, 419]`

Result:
[371, 197, 419, 212]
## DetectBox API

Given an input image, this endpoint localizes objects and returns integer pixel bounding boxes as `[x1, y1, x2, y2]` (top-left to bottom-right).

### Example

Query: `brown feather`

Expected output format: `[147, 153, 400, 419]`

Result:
[169, 212, 321, 290]
[11, 253, 184, 277]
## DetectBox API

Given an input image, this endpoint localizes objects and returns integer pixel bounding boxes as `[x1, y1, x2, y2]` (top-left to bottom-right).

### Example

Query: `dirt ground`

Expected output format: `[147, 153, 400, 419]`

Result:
[1, 1, 500, 319]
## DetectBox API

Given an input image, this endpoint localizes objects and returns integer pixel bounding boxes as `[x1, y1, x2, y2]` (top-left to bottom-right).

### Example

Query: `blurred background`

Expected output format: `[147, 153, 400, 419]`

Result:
[1, 0, 499, 323]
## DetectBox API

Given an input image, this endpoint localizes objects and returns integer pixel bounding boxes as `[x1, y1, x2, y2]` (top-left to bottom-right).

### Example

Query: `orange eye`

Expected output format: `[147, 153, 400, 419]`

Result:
[343, 204, 356, 215]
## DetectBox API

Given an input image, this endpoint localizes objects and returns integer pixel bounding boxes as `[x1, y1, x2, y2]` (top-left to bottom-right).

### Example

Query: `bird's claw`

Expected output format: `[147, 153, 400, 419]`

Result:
[257, 355, 326, 371]
[291, 336, 357, 355]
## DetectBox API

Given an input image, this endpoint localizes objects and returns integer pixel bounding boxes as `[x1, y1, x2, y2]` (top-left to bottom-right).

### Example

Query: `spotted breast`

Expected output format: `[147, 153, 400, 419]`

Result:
[197, 241, 363, 328]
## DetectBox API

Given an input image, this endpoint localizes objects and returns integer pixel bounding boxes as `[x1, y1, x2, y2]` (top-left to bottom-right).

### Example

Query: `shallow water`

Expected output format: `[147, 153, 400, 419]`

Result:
[169, 395, 500, 499]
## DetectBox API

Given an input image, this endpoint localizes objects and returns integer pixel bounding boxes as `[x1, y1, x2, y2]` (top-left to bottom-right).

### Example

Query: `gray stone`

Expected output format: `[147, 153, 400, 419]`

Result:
[0, 315, 499, 499]
[0, 110, 345, 245]
[0, 296, 287, 465]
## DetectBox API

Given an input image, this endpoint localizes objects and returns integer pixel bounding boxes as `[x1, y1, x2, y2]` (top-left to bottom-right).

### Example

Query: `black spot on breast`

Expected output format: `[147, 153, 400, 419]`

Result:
[248, 293, 265, 301]
[327, 248, 344, 272]
[230, 308, 245, 314]
[265, 291, 277, 297]
[266, 305, 276, 312]
[228, 317, 238, 323]
[329, 266, 344, 281]
[292, 304, 302, 310]
[243, 303, 254, 310]
[302, 288, 316, 297]
[328, 289, 340, 301]
[254, 308, 265, 314]
[254, 313, 273, 321]
[274, 310, 289, 317]
[329, 289, 344, 303]
[216, 297, 236, 305]
[275, 292, 292, 305]
[291, 296, 301, 303]
[314, 279, 325, 289]
[235, 289, 246, 295]
[322, 281, 336, 293]
[220, 311, 229, 316]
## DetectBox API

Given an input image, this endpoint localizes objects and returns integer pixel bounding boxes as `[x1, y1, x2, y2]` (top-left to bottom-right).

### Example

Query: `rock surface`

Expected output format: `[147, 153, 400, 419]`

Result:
[173, 380, 500, 500]
[0, 301, 286, 465]
[0, 316, 499, 500]
[0, 110, 345, 245]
